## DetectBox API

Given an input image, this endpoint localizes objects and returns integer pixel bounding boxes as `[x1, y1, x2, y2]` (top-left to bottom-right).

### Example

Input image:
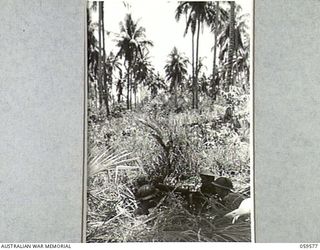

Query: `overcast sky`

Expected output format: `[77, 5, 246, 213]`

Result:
[89, 0, 252, 77]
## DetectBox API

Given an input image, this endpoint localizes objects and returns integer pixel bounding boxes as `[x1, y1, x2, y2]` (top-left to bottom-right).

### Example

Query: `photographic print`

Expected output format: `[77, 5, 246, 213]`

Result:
[86, 0, 253, 242]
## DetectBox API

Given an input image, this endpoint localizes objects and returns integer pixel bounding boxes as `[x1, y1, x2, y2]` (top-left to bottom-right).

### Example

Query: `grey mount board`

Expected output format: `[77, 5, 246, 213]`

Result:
[0, 0, 320, 243]
[0, 0, 85, 242]
[255, 0, 320, 242]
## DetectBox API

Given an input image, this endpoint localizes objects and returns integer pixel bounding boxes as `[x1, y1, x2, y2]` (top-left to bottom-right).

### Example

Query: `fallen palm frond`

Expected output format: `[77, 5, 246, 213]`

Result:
[88, 144, 141, 176]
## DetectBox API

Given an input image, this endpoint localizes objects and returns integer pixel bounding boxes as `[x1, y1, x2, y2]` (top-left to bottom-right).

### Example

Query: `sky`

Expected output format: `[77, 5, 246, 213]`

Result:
[89, 0, 253, 77]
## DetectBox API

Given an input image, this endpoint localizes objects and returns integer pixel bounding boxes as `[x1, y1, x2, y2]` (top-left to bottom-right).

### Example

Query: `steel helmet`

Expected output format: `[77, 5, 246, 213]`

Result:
[211, 177, 234, 191]
[200, 169, 215, 178]
[136, 184, 159, 201]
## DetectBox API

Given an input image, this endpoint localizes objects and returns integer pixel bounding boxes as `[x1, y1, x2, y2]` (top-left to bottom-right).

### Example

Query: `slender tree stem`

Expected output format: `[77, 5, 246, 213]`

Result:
[101, 2, 109, 116]
[192, 32, 195, 109]
[175, 78, 178, 108]
[97, 2, 103, 109]
[195, 17, 201, 109]
[226, 1, 235, 92]
[127, 65, 130, 110]
[212, 1, 219, 96]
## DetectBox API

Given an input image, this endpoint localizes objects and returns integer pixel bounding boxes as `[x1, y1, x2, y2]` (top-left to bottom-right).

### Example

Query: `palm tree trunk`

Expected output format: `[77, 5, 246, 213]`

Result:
[118, 69, 123, 103]
[235, 63, 238, 83]
[195, 18, 201, 109]
[117, 84, 121, 103]
[97, 2, 103, 109]
[130, 81, 132, 110]
[212, 2, 219, 90]
[101, 2, 109, 116]
[126, 67, 130, 110]
[192, 32, 195, 109]
[174, 79, 178, 108]
[226, 1, 235, 91]
[94, 80, 99, 109]
[134, 88, 137, 108]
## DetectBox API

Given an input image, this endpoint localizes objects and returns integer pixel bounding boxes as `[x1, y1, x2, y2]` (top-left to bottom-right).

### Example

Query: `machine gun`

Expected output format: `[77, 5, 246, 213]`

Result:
[154, 182, 219, 214]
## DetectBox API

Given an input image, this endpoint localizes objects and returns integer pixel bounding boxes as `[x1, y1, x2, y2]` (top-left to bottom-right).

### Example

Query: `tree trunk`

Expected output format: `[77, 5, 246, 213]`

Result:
[174, 79, 178, 108]
[235, 64, 238, 83]
[126, 67, 130, 110]
[97, 2, 103, 109]
[101, 2, 109, 116]
[192, 32, 195, 109]
[195, 18, 201, 109]
[117, 80, 122, 103]
[116, 69, 122, 104]
[212, 1, 219, 96]
[130, 81, 132, 110]
[226, 1, 235, 91]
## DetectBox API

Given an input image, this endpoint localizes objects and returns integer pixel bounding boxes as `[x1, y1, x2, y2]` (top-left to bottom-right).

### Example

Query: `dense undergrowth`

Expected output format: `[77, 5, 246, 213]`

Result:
[87, 86, 251, 242]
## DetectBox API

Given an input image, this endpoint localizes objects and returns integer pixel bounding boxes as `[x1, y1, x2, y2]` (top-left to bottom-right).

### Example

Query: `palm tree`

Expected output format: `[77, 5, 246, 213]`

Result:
[105, 51, 122, 108]
[133, 51, 154, 107]
[196, 57, 208, 94]
[116, 72, 124, 103]
[225, 1, 235, 91]
[100, 2, 110, 115]
[199, 73, 209, 95]
[116, 13, 153, 110]
[175, 2, 212, 109]
[87, 3, 99, 108]
[175, 3, 196, 108]
[145, 72, 167, 99]
[97, 2, 103, 109]
[212, 1, 219, 81]
[87, 3, 98, 78]
[164, 47, 189, 107]
[210, 2, 228, 95]
[218, 5, 250, 87]
[233, 44, 250, 86]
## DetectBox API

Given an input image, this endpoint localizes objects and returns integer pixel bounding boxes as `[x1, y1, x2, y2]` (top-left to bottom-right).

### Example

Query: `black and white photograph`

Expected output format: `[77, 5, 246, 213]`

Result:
[86, 0, 253, 242]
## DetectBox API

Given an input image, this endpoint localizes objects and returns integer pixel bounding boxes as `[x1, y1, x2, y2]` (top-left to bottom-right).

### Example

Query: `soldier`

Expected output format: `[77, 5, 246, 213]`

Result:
[199, 169, 216, 195]
[211, 177, 246, 211]
[134, 184, 160, 215]
[188, 170, 216, 213]
[191, 176, 235, 214]
[211, 177, 234, 199]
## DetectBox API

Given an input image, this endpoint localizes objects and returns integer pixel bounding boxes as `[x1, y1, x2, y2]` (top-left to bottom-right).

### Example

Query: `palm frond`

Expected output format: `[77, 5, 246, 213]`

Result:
[88, 145, 140, 176]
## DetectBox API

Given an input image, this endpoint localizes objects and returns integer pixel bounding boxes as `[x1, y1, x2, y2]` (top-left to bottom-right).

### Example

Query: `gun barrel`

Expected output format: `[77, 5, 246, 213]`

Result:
[155, 183, 198, 194]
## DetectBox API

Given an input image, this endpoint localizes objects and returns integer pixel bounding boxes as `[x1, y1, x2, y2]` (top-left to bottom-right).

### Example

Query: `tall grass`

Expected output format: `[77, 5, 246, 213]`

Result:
[87, 93, 251, 242]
